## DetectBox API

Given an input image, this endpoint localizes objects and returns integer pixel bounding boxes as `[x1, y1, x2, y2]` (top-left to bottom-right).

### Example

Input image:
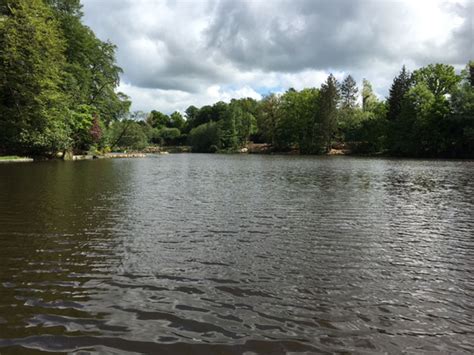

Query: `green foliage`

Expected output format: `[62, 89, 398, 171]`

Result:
[147, 110, 170, 128]
[340, 75, 358, 109]
[387, 65, 412, 121]
[106, 120, 148, 151]
[45, 0, 82, 17]
[0, 0, 70, 155]
[446, 62, 474, 157]
[351, 103, 388, 153]
[388, 63, 466, 157]
[67, 104, 96, 151]
[337, 76, 359, 142]
[275, 88, 322, 153]
[169, 111, 185, 130]
[362, 79, 378, 112]
[0, 0, 129, 156]
[412, 64, 460, 97]
[319, 74, 340, 152]
[257, 94, 281, 145]
[153, 127, 181, 146]
[183, 105, 199, 132]
[180, 62, 472, 158]
[188, 121, 221, 153]
[220, 105, 239, 151]
[221, 99, 258, 150]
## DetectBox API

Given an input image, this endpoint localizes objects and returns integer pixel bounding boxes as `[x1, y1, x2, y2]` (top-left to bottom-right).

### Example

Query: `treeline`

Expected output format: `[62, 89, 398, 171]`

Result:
[145, 61, 473, 158]
[0, 0, 130, 156]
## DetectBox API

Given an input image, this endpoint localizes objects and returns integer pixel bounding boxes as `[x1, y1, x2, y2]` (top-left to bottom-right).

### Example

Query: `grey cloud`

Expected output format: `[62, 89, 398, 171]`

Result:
[120, 47, 225, 92]
[205, 0, 408, 72]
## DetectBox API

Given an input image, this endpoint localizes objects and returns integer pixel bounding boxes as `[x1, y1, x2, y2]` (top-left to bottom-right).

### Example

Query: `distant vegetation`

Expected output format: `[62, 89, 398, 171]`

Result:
[0, 1, 472, 158]
[158, 62, 473, 158]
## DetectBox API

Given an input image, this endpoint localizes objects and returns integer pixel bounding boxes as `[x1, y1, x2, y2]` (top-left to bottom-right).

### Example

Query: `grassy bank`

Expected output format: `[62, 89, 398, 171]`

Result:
[0, 156, 34, 163]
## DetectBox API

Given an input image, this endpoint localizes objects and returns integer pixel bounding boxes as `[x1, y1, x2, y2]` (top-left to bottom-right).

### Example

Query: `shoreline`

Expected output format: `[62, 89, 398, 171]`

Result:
[0, 156, 34, 163]
[2, 148, 473, 163]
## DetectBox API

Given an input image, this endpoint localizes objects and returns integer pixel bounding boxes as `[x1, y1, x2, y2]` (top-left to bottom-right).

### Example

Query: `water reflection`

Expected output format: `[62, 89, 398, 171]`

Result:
[0, 156, 473, 353]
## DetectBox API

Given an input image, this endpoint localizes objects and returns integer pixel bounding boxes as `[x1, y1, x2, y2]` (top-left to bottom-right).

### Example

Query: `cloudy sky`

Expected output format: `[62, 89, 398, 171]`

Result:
[82, 0, 473, 113]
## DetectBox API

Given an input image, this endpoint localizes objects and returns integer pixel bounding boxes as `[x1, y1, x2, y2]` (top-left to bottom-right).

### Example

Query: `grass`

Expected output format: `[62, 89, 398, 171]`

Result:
[0, 155, 33, 162]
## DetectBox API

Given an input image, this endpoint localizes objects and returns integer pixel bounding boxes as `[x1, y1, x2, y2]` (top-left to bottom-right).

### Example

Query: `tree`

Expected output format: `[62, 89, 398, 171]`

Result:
[188, 121, 221, 153]
[340, 75, 358, 109]
[0, 0, 70, 155]
[338, 75, 359, 142]
[412, 63, 460, 97]
[156, 127, 181, 145]
[147, 110, 170, 128]
[448, 61, 474, 157]
[169, 111, 185, 130]
[387, 65, 412, 121]
[229, 99, 257, 145]
[48, 0, 130, 138]
[220, 105, 239, 150]
[257, 93, 281, 146]
[319, 74, 340, 152]
[275, 88, 321, 153]
[106, 120, 148, 150]
[184, 105, 199, 132]
[362, 79, 377, 112]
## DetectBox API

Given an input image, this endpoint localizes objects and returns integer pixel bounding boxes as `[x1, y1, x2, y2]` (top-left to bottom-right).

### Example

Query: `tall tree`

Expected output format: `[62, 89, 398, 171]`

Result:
[340, 75, 358, 109]
[338, 75, 359, 142]
[412, 63, 460, 97]
[257, 93, 281, 146]
[48, 0, 130, 149]
[147, 110, 170, 128]
[169, 111, 185, 130]
[449, 61, 474, 156]
[319, 74, 340, 152]
[387, 65, 412, 121]
[362, 79, 377, 112]
[183, 105, 199, 132]
[220, 104, 239, 150]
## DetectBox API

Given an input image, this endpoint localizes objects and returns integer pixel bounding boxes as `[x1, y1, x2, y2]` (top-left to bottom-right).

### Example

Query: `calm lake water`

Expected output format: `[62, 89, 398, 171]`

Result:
[0, 154, 473, 354]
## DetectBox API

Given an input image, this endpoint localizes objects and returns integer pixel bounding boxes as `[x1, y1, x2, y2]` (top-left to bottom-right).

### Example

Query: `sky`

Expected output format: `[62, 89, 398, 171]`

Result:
[82, 0, 473, 113]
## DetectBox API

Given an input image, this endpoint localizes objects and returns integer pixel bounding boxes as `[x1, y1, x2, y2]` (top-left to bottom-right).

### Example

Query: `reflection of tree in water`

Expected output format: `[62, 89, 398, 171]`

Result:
[0, 160, 133, 342]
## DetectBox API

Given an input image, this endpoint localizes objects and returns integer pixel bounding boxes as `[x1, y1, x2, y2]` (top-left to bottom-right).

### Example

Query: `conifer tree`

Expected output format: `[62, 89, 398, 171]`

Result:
[319, 74, 340, 152]
[387, 65, 412, 121]
[340, 75, 358, 109]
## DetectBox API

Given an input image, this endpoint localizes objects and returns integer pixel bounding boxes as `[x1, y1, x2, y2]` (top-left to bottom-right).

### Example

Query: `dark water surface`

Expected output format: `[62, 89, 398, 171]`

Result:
[0, 155, 473, 354]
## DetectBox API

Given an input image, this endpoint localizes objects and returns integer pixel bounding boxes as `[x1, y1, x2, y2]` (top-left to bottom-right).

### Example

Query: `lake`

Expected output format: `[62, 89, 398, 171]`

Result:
[0, 154, 473, 353]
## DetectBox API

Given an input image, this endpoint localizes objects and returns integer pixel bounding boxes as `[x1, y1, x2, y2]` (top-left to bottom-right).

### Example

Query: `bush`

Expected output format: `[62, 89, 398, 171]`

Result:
[188, 121, 221, 152]
[158, 127, 181, 145]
